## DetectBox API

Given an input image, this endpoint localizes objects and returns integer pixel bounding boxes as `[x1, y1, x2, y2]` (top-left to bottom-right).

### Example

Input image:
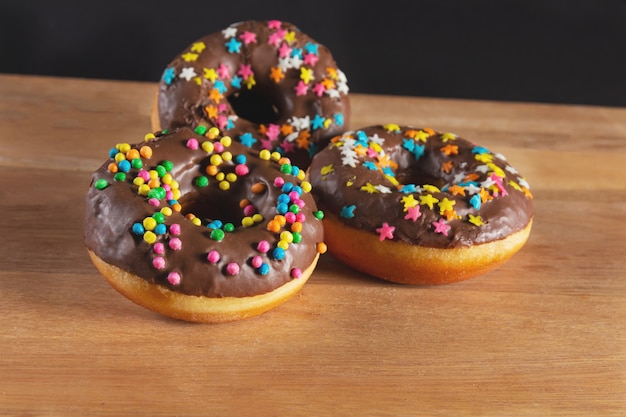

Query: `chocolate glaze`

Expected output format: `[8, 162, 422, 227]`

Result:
[308, 125, 533, 248]
[157, 20, 350, 168]
[84, 127, 324, 298]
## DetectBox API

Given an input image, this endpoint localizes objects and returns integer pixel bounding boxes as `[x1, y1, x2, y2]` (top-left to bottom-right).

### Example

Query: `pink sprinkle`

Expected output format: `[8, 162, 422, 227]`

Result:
[267, 20, 282, 29]
[284, 212, 296, 224]
[235, 164, 249, 176]
[273, 177, 285, 187]
[294, 199, 305, 209]
[243, 204, 256, 216]
[291, 268, 302, 279]
[278, 42, 292, 58]
[148, 198, 160, 207]
[138, 169, 150, 181]
[217, 63, 231, 79]
[237, 63, 253, 79]
[312, 83, 326, 97]
[168, 237, 182, 251]
[294, 80, 308, 96]
[257, 240, 270, 253]
[207, 250, 220, 263]
[167, 271, 181, 285]
[165, 190, 174, 200]
[213, 142, 224, 153]
[153, 243, 165, 255]
[295, 213, 306, 223]
[226, 262, 240, 275]
[303, 53, 319, 66]
[266, 124, 280, 141]
[162, 184, 171, 191]
[186, 138, 199, 150]
[152, 256, 165, 270]
[251, 255, 263, 268]
[170, 223, 181, 235]
[288, 191, 300, 200]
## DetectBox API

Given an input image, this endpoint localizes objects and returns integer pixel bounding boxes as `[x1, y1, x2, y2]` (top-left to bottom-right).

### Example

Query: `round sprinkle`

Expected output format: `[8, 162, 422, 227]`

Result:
[258, 263, 270, 276]
[139, 146, 152, 159]
[235, 164, 249, 176]
[220, 136, 232, 147]
[143, 231, 157, 244]
[219, 181, 230, 191]
[210, 229, 225, 241]
[167, 272, 181, 285]
[257, 240, 270, 253]
[251, 255, 263, 268]
[118, 160, 131, 173]
[170, 223, 181, 235]
[131, 158, 143, 169]
[241, 217, 254, 227]
[131, 223, 144, 235]
[94, 178, 109, 190]
[142, 217, 157, 231]
[251, 182, 267, 194]
[314, 210, 324, 220]
[168, 237, 182, 251]
[114, 172, 126, 182]
[144, 133, 156, 142]
[272, 247, 286, 261]
[162, 160, 174, 172]
[235, 154, 247, 164]
[273, 177, 285, 187]
[208, 127, 220, 138]
[291, 268, 302, 279]
[186, 138, 199, 149]
[259, 149, 271, 160]
[152, 212, 165, 224]
[207, 250, 220, 263]
[201, 141, 214, 153]
[280, 164, 292, 174]
[194, 125, 208, 135]
[226, 262, 240, 275]
[316, 242, 328, 254]
[152, 257, 166, 270]
[223, 223, 235, 233]
[195, 176, 209, 187]
[301, 181, 312, 193]
[154, 223, 167, 235]
[292, 232, 302, 243]
[153, 242, 165, 254]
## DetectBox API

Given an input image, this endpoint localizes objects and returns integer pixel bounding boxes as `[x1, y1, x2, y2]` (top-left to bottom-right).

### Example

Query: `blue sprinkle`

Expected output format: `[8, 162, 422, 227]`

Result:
[278, 194, 291, 204]
[311, 114, 325, 130]
[155, 224, 167, 235]
[258, 263, 270, 275]
[225, 37, 242, 53]
[402, 138, 415, 152]
[363, 161, 378, 170]
[290, 47, 303, 59]
[401, 184, 417, 193]
[291, 166, 300, 177]
[470, 194, 482, 210]
[235, 154, 247, 164]
[131, 223, 144, 235]
[214, 80, 227, 94]
[239, 132, 257, 147]
[291, 185, 303, 196]
[117, 159, 131, 173]
[276, 202, 289, 214]
[340, 205, 356, 219]
[207, 220, 223, 230]
[109, 148, 118, 158]
[334, 113, 344, 126]
[282, 182, 294, 193]
[231, 75, 242, 89]
[162, 67, 175, 85]
[382, 166, 395, 177]
[304, 42, 319, 55]
[272, 247, 286, 261]
[472, 146, 490, 154]
[413, 144, 425, 159]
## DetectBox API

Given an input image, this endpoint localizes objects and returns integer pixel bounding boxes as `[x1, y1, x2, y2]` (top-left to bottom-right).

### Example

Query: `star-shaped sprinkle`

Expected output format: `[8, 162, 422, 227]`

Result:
[239, 132, 257, 147]
[311, 114, 326, 130]
[179, 67, 197, 81]
[239, 31, 257, 45]
[376, 222, 395, 241]
[383, 123, 401, 132]
[401, 194, 419, 210]
[181, 52, 198, 62]
[441, 132, 457, 142]
[222, 26, 238, 38]
[191, 42, 206, 53]
[440, 144, 459, 156]
[300, 67, 314, 84]
[269, 66, 284, 83]
[360, 182, 378, 193]
[225, 37, 242, 53]
[468, 214, 484, 226]
[340, 205, 356, 219]
[162, 67, 175, 85]
[404, 205, 421, 222]
[294, 80, 308, 96]
[320, 164, 334, 175]
[419, 194, 439, 210]
[438, 198, 456, 215]
[432, 218, 451, 236]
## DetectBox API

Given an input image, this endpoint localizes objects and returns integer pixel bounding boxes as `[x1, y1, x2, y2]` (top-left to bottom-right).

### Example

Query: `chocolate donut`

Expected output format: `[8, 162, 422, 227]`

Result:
[84, 127, 326, 322]
[308, 124, 534, 284]
[154, 20, 350, 168]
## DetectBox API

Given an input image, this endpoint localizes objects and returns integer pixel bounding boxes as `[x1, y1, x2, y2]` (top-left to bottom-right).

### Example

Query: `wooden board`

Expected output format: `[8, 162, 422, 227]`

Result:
[1, 74, 625, 416]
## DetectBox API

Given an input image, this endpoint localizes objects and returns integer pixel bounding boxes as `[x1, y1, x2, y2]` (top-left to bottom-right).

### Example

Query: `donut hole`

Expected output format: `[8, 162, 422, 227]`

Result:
[395, 151, 448, 189]
[227, 89, 280, 125]
[179, 193, 243, 226]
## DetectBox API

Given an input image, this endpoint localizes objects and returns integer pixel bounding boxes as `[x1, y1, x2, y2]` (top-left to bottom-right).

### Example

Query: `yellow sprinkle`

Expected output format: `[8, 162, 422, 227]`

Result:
[114, 152, 126, 163]
[191, 217, 202, 226]
[320, 164, 334, 175]
[142, 217, 157, 231]
[383, 123, 401, 132]
[280, 231, 293, 243]
[259, 149, 271, 160]
[216, 172, 225, 181]
[143, 231, 157, 244]
[226, 173, 237, 182]
[210, 154, 223, 166]
[221, 151, 233, 162]
[370, 143, 383, 153]
[271, 151, 281, 161]
[133, 177, 145, 187]
[297, 171, 306, 180]
[301, 181, 312, 193]
[170, 180, 180, 190]
[277, 240, 289, 250]
[161, 173, 173, 185]
[144, 133, 156, 142]
[219, 181, 230, 191]
[207, 127, 220, 139]
[220, 136, 232, 147]
[160, 207, 173, 217]
[172, 189, 181, 200]
[252, 214, 264, 223]
[149, 170, 159, 180]
[117, 143, 131, 153]
[242, 217, 254, 227]
[202, 141, 214, 153]
[138, 184, 150, 196]
[423, 184, 441, 193]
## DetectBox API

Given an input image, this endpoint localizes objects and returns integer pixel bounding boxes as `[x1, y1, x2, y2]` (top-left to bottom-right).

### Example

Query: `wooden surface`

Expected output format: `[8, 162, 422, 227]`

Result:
[1, 74, 625, 416]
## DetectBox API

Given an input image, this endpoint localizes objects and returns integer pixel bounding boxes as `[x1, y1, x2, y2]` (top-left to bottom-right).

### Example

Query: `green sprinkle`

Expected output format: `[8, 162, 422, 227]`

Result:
[314, 210, 324, 220]
[292, 232, 302, 243]
[195, 176, 209, 187]
[289, 204, 300, 214]
[131, 158, 143, 169]
[210, 229, 225, 241]
[280, 163, 292, 174]
[94, 178, 108, 190]
[147, 187, 166, 200]
[155, 165, 167, 177]
[114, 172, 126, 182]
[152, 212, 165, 224]
[162, 160, 174, 172]
[195, 126, 208, 135]
[223, 223, 235, 233]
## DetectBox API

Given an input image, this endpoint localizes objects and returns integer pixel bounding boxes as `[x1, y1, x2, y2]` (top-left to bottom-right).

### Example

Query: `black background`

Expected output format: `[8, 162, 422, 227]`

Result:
[2, 0, 625, 106]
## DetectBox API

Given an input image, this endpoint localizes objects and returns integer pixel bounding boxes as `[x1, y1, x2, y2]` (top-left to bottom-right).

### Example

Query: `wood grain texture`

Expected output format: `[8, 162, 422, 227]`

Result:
[1, 74, 625, 416]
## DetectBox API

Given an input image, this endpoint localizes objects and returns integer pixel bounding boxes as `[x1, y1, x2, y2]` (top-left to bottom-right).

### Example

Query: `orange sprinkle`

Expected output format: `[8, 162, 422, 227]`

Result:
[441, 160, 454, 174]
[239, 198, 250, 209]
[205, 165, 219, 176]
[251, 182, 267, 194]
[273, 215, 286, 226]
[424, 127, 436, 136]
[171, 203, 182, 212]
[464, 173, 480, 182]
[126, 149, 140, 160]
[147, 178, 160, 189]
[316, 242, 328, 254]
[107, 162, 118, 173]
[139, 146, 152, 159]
[278, 157, 291, 166]
[267, 220, 281, 233]
[291, 222, 303, 233]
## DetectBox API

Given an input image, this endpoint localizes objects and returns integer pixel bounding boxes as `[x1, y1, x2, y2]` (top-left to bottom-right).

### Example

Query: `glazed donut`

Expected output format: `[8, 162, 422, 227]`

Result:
[154, 20, 350, 168]
[308, 124, 533, 285]
[84, 126, 326, 322]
